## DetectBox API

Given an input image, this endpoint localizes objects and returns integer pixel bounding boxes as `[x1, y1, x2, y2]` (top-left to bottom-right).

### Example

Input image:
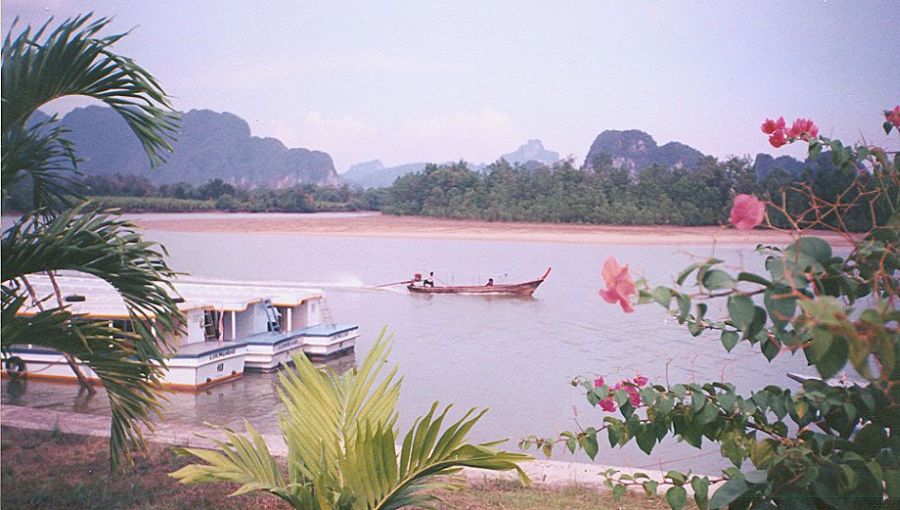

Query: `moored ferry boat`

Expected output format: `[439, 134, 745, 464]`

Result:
[2, 275, 358, 389]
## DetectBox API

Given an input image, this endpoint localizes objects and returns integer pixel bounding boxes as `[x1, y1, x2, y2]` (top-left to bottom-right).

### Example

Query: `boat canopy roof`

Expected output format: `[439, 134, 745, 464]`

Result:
[16, 274, 324, 319]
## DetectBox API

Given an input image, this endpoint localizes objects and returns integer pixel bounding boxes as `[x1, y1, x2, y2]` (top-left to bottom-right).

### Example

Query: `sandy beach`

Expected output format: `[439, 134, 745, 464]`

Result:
[132, 212, 856, 247]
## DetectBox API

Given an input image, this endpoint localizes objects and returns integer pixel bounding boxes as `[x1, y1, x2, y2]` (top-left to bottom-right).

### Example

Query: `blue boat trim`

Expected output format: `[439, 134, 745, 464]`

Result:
[171, 342, 248, 359]
[7, 346, 63, 356]
[8, 343, 248, 360]
[300, 324, 359, 337]
[242, 331, 306, 347]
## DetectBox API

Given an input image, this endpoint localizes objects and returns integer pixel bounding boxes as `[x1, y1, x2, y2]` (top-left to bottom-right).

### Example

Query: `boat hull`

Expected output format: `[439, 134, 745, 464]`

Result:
[407, 278, 544, 297]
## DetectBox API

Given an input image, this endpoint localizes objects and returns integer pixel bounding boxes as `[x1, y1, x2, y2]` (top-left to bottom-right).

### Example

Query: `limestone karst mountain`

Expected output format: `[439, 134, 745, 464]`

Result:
[56, 106, 340, 187]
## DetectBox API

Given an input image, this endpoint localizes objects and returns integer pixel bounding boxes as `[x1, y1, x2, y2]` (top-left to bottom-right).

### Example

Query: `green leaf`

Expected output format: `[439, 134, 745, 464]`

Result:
[761, 339, 779, 361]
[709, 477, 750, 509]
[885, 467, 900, 500]
[697, 401, 719, 425]
[809, 139, 823, 159]
[676, 293, 691, 320]
[721, 330, 739, 352]
[799, 297, 845, 326]
[691, 476, 710, 510]
[737, 271, 771, 286]
[804, 329, 848, 378]
[727, 295, 755, 330]
[853, 423, 888, 456]
[783, 237, 832, 274]
[643, 480, 659, 496]
[666, 485, 688, 510]
[612, 484, 626, 501]
[636, 428, 656, 454]
[541, 442, 553, 457]
[676, 263, 702, 285]
[763, 289, 797, 329]
[765, 258, 805, 287]
[764, 288, 796, 329]
[583, 433, 599, 460]
[652, 286, 673, 308]
[750, 439, 776, 469]
[667, 470, 687, 485]
[702, 269, 735, 290]
[744, 470, 768, 485]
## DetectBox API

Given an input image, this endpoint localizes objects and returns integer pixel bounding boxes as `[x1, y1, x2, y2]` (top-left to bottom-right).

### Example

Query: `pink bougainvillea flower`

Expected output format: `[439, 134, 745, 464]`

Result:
[599, 257, 636, 313]
[786, 118, 818, 141]
[729, 194, 766, 230]
[760, 116, 785, 135]
[625, 386, 641, 406]
[634, 375, 649, 387]
[806, 121, 819, 140]
[593, 377, 605, 388]
[599, 397, 617, 412]
[768, 129, 787, 148]
[887, 106, 900, 128]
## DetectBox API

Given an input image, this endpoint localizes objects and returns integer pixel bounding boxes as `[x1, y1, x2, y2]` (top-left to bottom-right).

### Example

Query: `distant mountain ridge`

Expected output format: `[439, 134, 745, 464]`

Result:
[583, 129, 706, 172]
[37, 107, 826, 189]
[56, 106, 339, 187]
[500, 139, 560, 166]
[342, 160, 429, 188]
[343, 139, 561, 188]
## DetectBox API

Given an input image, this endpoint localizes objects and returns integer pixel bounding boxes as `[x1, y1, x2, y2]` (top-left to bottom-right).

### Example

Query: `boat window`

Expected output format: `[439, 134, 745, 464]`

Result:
[264, 300, 282, 333]
[202, 310, 222, 341]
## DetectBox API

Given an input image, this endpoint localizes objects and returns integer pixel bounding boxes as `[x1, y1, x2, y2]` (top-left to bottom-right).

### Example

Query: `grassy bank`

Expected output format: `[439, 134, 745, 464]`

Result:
[1, 427, 676, 509]
[90, 196, 217, 212]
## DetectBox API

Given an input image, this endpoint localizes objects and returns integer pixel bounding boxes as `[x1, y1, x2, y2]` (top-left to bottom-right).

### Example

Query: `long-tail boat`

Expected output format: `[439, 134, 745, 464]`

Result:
[407, 268, 551, 297]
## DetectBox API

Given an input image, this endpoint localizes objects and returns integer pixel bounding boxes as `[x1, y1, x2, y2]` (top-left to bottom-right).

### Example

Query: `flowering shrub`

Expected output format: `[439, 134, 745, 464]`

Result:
[762, 117, 819, 148]
[523, 110, 899, 510]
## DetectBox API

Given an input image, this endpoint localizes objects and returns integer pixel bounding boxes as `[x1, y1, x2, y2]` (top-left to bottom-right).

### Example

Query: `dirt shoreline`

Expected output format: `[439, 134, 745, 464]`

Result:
[133, 212, 856, 247]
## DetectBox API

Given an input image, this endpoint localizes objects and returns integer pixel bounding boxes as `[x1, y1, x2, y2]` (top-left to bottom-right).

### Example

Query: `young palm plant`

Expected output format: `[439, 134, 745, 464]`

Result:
[172, 334, 532, 509]
[1, 15, 183, 467]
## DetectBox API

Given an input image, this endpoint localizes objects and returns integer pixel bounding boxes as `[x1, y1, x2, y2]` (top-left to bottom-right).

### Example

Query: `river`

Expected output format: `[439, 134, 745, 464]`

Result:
[2, 215, 814, 473]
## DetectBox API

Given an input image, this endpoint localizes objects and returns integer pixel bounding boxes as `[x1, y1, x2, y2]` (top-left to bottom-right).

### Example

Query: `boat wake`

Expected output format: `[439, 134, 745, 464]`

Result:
[178, 275, 405, 293]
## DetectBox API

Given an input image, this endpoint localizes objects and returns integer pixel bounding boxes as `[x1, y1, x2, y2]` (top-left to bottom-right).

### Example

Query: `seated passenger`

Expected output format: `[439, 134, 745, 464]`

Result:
[485, 278, 494, 287]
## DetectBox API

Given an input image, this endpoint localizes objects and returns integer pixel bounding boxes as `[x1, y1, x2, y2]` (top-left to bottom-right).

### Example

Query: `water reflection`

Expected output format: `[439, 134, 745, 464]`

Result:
[2, 350, 355, 435]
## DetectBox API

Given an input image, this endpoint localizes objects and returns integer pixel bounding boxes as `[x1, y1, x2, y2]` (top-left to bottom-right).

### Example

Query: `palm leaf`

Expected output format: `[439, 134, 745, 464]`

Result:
[1, 205, 185, 467]
[2, 14, 183, 470]
[1, 14, 179, 211]
[171, 333, 531, 509]
[0, 116, 80, 210]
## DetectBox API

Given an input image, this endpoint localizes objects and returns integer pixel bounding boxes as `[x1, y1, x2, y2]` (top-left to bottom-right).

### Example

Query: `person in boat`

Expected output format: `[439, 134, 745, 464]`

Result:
[423, 272, 435, 288]
[485, 278, 494, 287]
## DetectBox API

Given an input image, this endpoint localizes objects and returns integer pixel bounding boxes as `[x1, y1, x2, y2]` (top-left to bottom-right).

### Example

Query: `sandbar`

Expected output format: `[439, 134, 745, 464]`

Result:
[132, 212, 856, 247]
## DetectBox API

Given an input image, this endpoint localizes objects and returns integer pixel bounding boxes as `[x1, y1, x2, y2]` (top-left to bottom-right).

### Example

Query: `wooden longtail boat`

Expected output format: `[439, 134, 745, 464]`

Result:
[407, 268, 551, 297]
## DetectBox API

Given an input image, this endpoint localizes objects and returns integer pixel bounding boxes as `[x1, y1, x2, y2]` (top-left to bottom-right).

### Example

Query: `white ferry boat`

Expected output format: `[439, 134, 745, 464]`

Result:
[2, 275, 358, 390]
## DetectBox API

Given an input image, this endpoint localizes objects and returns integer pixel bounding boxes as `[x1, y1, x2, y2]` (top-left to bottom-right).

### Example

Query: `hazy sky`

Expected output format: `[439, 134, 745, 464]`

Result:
[3, 1, 899, 172]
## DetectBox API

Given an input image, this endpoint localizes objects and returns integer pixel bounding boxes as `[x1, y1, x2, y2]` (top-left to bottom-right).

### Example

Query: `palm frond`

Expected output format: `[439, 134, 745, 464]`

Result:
[0, 116, 80, 210]
[1, 14, 178, 160]
[1, 14, 179, 210]
[171, 333, 531, 509]
[1, 205, 185, 467]
[276, 329, 401, 484]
